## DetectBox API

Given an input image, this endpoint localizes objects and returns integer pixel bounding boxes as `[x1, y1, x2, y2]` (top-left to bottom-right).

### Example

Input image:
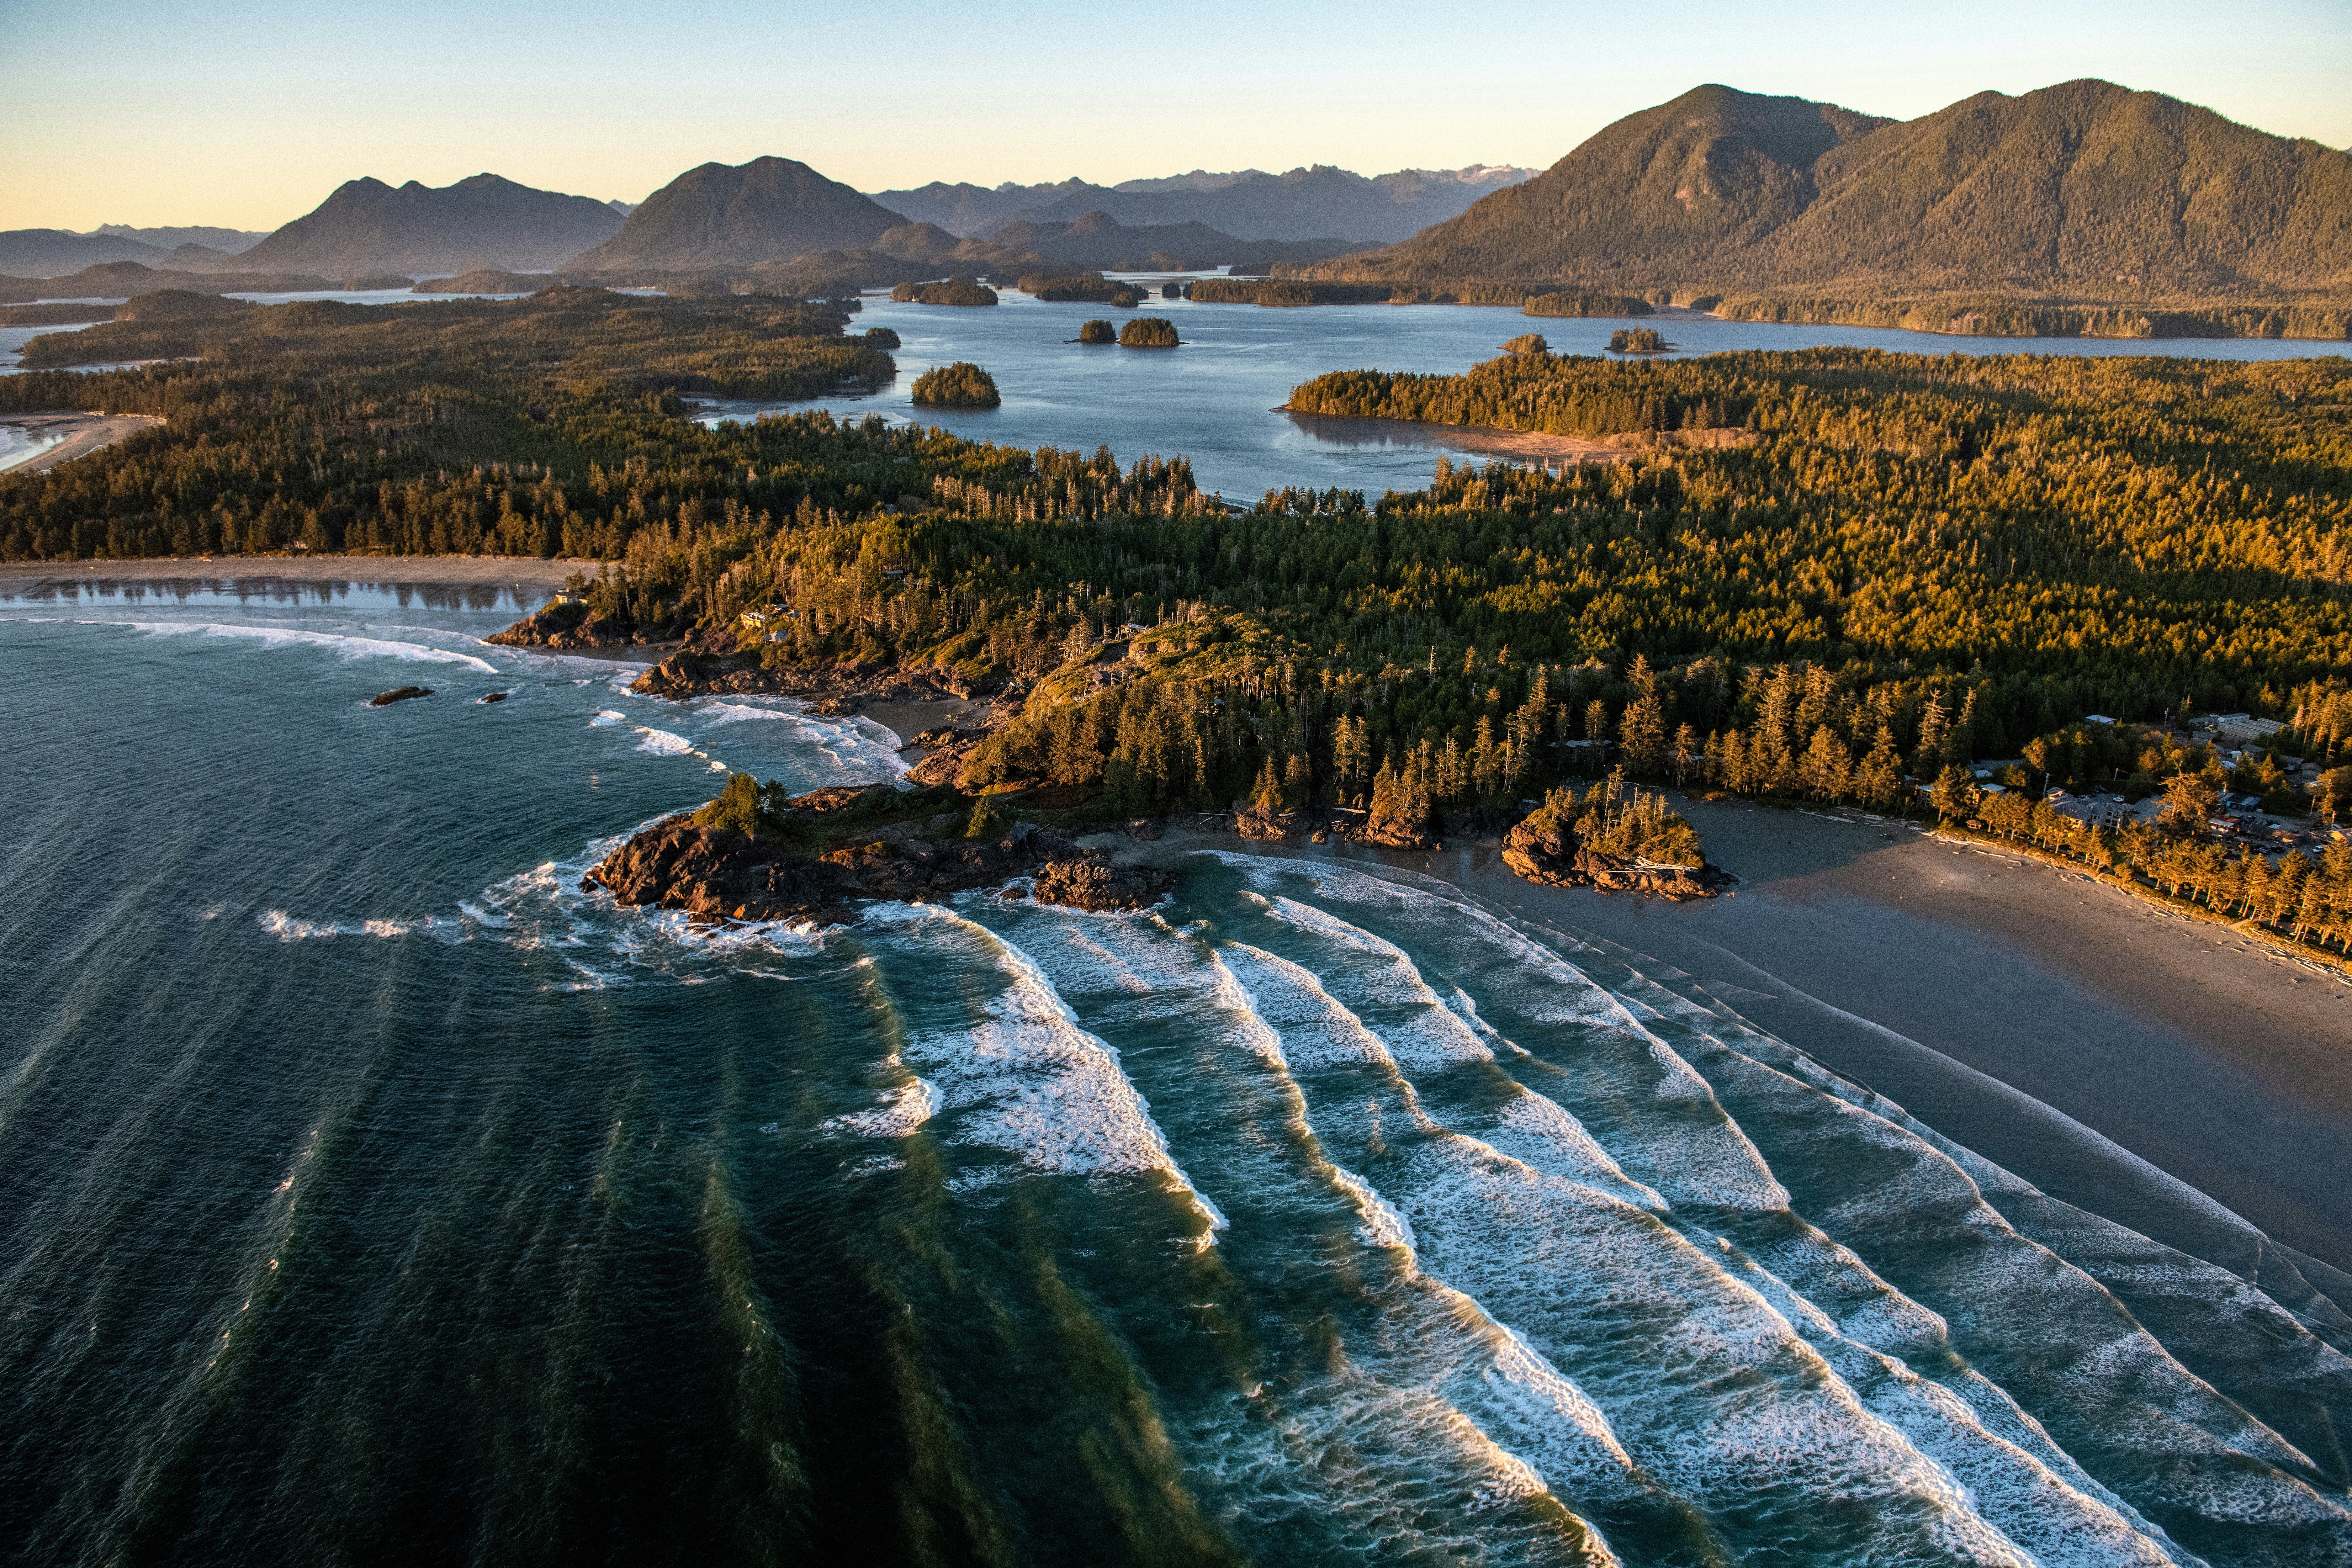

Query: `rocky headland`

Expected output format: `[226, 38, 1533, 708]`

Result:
[485, 598, 648, 650]
[583, 783, 1169, 926]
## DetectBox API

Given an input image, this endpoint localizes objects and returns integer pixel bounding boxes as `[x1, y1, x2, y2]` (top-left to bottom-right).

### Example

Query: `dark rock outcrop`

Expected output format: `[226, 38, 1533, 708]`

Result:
[1030, 855, 1173, 912]
[1235, 802, 1303, 841]
[582, 789, 1170, 925]
[1500, 813, 1730, 900]
[487, 601, 641, 650]
[370, 686, 432, 706]
[1356, 810, 1433, 850]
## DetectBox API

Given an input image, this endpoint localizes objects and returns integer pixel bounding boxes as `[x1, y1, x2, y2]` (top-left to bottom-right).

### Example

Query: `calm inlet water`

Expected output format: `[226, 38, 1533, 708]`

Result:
[699, 283, 2352, 500]
[4, 279, 2342, 500]
[3, 583, 2348, 1566]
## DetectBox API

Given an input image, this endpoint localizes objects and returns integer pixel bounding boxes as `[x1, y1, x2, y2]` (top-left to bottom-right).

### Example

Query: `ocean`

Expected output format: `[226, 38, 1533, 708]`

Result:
[2, 580, 2348, 1566]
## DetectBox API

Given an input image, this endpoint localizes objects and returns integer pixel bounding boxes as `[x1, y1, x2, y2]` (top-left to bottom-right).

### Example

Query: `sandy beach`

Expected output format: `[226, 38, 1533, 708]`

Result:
[0, 553, 591, 597]
[1161, 799, 2352, 1287]
[0, 411, 164, 476]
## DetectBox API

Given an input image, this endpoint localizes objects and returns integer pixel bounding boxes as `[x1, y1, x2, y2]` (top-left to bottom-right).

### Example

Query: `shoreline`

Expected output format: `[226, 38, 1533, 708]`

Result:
[0, 553, 594, 595]
[1278, 408, 1755, 464]
[0, 411, 164, 475]
[1131, 799, 2352, 1290]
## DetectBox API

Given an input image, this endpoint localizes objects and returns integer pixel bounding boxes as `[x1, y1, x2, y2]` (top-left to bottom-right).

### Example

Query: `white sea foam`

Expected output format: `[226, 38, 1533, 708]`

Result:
[633, 727, 695, 755]
[102, 619, 500, 672]
[860, 903, 1225, 1235]
[822, 1076, 940, 1139]
[258, 909, 446, 941]
[1327, 1162, 1416, 1249]
[1213, 919, 2061, 1561]
[1237, 873, 1793, 1213]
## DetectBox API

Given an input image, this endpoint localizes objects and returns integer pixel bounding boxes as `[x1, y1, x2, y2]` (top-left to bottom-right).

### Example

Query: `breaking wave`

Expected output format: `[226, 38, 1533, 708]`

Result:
[103, 619, 501, 672]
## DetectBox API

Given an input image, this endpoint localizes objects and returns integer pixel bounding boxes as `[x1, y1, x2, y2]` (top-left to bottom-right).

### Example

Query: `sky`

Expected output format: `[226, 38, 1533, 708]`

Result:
[4, 0, 2349, 231]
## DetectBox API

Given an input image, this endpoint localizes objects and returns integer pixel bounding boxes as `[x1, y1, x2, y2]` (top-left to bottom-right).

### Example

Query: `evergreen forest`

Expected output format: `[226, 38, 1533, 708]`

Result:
[7, 298, 2352, 950]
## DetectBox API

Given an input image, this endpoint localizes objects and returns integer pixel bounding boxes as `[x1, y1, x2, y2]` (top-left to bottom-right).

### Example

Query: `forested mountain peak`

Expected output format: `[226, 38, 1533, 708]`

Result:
[1784, 78, 2352, 295]
[566, 157, 909, 271]
[237, 173, 624, 278]
[1304, 79, 2352, 309]
[1317, 85, 1887, 284]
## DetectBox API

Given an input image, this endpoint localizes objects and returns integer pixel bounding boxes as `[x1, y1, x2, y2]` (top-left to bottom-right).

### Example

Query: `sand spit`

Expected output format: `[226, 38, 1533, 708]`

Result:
[0, 411, 164, 476]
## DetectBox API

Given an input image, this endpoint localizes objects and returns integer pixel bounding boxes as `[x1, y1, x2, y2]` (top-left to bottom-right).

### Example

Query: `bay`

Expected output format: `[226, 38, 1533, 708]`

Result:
[701, 278, 2351, 501]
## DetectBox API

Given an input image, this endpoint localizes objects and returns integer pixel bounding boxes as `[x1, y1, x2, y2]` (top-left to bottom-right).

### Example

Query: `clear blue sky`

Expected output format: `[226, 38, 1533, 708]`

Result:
[5, 0, 2348, 230]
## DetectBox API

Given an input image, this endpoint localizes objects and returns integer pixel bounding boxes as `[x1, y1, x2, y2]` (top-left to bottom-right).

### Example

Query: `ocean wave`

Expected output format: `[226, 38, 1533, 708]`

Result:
[1214, 848, 2352, 1550]
[98, 619, 500, 672]
[257, 909, 451, 941]
[821, 1077, 940, 1139]
[859, 902, 1225, 1235]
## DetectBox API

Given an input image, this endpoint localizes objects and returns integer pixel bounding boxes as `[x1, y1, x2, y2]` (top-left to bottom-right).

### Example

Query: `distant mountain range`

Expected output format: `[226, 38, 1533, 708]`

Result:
[98, 225, 268, 254]
[874, 165, 1538, 243]
[236, 174, 625, 276]
[1302, 81, 2352, 311]
[6, 158, 1521, 287]
[979, 212, 1365, 272]
[20, 87, 2335, 326]
[0, 229, 259, 278]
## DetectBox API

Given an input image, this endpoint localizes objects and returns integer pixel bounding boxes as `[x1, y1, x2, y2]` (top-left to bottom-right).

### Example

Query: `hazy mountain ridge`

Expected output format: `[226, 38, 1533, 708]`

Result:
[982, 211, 1368, 270]
[96, 225, 268, 254]
[876, 164, 1537, 242]
[237, 174, 624, 277]
[1300, 81, 2352, 321]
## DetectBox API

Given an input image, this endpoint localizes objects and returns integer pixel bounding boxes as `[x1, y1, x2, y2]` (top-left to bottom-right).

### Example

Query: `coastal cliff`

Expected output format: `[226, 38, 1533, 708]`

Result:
[584, 782, 1169, 925]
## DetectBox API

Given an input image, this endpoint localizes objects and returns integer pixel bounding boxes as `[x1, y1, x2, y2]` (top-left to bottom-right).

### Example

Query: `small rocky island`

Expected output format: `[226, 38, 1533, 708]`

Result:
[910, 361, 1002, 408]
[1498, 782, 1730, 899]
[585, 777, 1170, 926]
[1119, 317, 1179, 347]
[1608, 327, 1671, 353]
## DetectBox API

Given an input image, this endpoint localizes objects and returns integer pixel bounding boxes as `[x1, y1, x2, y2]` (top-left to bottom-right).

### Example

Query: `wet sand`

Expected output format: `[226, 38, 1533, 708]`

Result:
[0, 411, 163, 475]
[0, 554, 591, 595]
[1162, 800, 2352, 1290]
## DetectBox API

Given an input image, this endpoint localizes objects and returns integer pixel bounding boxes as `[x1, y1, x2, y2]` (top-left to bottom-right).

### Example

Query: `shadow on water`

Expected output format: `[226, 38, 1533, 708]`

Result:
[0, 576, 542, 612]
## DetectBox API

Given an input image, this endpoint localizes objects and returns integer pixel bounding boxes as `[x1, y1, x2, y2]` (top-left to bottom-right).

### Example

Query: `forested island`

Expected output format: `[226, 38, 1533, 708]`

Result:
[1021, 274, 1144, 306]
[890, 276, 998, 306]
[1075, 320, 1116, 345]
[5, 295, 2350, 939]
[909, 361, 1001, 407]
[1608, 328, 1669, 353]
[1119, 318, 1179, 348]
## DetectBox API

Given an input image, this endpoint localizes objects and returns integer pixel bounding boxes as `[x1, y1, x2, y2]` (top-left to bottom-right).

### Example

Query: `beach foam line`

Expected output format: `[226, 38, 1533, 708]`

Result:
[1224, 856, 1796, 1214]
[979, 903, 1682, 1549]
[1238, 853, 2352, 1535]
[94, 619, 500, 672]
[1209, 906, 2067, 1561]
[1211, 930, 2021, 1553]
